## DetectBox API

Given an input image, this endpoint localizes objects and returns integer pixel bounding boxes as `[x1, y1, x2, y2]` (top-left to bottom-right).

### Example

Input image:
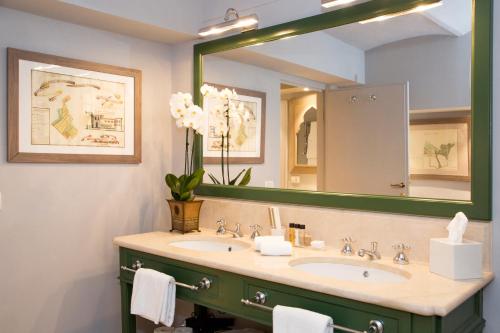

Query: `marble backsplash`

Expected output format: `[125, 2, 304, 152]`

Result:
[196, 197, 492, 271]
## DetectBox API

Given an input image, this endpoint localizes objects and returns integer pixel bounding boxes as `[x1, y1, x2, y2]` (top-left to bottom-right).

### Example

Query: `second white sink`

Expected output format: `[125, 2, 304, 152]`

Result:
[289, 258, 410, 283]
[169, 238, 249, 252]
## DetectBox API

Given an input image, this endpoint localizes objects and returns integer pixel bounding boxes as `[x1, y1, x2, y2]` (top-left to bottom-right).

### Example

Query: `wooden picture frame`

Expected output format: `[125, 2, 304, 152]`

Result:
[202, 83, 266, 165]
[8, 48, 142, 163]
[410, 118, 471, 181]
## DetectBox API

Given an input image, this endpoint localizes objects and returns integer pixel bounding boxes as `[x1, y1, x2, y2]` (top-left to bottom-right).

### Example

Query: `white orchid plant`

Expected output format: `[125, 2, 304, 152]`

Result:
[166, 85, 251, 199]
[165, 92, 206, 201]
[200, 84, 251, 186]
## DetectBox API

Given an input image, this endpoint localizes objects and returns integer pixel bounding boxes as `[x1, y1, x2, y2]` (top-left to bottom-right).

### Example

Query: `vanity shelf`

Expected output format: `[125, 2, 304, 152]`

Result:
[118, 247, 485, 333]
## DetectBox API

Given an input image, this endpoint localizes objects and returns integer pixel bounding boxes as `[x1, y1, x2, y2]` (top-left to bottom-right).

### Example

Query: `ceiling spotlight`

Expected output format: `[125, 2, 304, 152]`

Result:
[321, 0, 360, 9]
[198, 8, 259, 37]
[359, 1, 442, 24]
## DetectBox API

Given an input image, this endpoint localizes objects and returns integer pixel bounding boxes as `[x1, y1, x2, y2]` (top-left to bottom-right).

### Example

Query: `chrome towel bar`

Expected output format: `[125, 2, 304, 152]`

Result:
[241, 298, 384, 333]
[120, 260, 211, 291]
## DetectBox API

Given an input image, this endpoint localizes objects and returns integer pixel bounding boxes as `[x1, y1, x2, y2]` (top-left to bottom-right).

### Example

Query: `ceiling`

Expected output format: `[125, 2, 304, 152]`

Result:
[326, 0, 472, 50]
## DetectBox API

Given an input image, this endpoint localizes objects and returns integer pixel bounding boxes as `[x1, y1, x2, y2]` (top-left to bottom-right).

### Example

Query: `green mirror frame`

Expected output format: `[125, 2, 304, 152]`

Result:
[192, 0, 492, 221]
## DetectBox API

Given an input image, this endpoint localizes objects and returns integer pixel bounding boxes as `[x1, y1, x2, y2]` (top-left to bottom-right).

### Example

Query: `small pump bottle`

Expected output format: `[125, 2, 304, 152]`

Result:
[288, 223, 295, 244]
[294, 224, 301, 247]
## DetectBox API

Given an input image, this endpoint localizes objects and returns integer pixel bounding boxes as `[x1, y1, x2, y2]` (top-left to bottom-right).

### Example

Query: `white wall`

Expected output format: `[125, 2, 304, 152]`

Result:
[251, 30, 365, 84]
[483, 2, 500, 331]
[366, 33, 472, 110]
[0, 7, 173, 333]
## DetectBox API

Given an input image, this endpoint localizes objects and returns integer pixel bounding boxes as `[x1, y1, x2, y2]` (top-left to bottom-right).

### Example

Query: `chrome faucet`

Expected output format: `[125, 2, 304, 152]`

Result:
[358, 241, 381, 260]
[216, 218, 227, 235]
[227, 223, 244, 238]
[216, 218, 244, 238]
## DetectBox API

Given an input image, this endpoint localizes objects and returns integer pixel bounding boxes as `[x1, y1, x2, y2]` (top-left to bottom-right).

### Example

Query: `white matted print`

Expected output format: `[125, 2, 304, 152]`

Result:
[8, 49, 141, 163]
[203, 84, 266, 164]
[409, 119, 470, 181]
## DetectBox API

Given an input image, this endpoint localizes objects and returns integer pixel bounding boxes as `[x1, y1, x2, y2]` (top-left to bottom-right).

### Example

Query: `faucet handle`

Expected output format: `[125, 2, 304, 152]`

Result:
[370, 241, 378, 251]
[216, 218, 226, 226]
[392, 243, 410, 265]
[340, 237, 355, 256]
[249, 224, 262, 239]
[342, 237, 354, 244]
[393, 243, 410, 251]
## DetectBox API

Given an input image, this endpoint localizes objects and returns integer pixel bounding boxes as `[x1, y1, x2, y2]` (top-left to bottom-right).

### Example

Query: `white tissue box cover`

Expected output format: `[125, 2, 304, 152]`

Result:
[429, 238, 482, 280]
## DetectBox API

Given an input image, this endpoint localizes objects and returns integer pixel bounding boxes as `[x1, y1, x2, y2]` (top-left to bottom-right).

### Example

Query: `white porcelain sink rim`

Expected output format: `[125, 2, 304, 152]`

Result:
[168, 237, 250, 252]
[288, 257, 411, 283]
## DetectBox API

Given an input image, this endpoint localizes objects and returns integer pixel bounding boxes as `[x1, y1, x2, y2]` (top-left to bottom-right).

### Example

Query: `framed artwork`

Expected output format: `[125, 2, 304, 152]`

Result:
[203, 83, 266, 164]
[7, 48, 141, 163]
[409, 118, 470, 181]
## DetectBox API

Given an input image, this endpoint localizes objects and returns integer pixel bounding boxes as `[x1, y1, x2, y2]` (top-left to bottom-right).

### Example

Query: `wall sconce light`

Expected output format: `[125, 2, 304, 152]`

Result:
[198, 8, 259, 37]
[321, 0, 361, 9]
[359, 1, 442, 24]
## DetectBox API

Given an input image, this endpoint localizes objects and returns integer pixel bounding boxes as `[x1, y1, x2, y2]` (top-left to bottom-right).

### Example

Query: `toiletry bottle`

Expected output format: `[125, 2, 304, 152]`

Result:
[294, 224, 301, 247]
[299, 224, 306, 246]
[304, 233, 312, 246]
[288, 223, 295, 244]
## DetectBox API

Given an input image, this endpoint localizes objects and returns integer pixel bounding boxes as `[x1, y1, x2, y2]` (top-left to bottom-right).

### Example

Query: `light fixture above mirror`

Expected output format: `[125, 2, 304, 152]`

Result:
[198, 8, 259, 38]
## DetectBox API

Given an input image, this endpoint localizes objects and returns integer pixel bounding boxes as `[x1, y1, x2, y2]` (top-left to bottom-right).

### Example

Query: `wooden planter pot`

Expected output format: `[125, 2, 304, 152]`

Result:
[167, 199, 203, 233]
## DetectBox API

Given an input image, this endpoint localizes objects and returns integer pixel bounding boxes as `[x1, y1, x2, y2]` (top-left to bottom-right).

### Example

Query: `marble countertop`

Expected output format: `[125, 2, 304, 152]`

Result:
[113, 229, 494, 317]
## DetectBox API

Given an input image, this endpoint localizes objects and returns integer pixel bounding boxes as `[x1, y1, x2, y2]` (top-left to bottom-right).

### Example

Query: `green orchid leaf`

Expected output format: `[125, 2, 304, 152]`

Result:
[238, 168, 252, 186]
[208, 173, 221, 184]
[229, 169, 246, 185]
[179, 191, 192, 201]
[184, 168, 205, 191]
[165, 174, 179, 190]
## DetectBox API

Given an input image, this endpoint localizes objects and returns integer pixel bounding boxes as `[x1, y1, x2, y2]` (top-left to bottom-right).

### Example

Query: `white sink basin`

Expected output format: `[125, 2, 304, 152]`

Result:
[169, 238, 249, 252]
[289, 258, 410, 283]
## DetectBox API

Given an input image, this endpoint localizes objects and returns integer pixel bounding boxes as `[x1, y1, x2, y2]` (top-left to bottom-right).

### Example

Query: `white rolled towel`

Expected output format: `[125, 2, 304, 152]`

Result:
[260, 240, 292, 256]
[254, 235, 284, 251]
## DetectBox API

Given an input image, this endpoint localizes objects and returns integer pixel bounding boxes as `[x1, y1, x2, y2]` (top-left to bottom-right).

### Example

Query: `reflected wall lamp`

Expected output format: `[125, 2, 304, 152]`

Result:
[198, 8, 259, 38]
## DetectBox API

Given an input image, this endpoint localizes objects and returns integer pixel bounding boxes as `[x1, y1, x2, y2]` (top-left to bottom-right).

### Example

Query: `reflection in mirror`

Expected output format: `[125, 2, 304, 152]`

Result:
[202, 0, 472, 201]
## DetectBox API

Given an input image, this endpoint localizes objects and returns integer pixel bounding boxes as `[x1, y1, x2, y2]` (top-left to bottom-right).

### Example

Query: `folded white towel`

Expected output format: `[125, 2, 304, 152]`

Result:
[254, 235, 284, 251]
[130, 268, 176, 326]
[260, 240, 292, 256]
[273, 305, 333, 333]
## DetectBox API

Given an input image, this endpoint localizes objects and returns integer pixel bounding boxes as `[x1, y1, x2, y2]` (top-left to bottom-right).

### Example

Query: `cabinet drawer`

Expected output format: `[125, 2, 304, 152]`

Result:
[244, 282, 411, 333]
[121, 250, 220, 307]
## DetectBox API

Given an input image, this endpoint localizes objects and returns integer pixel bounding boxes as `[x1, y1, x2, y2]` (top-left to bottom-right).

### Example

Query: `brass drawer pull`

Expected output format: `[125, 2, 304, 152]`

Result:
[121, 260, 212, 291]
[241, 291, 384, 333]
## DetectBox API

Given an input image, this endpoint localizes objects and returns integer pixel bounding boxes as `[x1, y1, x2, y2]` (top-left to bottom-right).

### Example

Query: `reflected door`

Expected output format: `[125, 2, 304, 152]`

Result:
[323, 83, 409, 196]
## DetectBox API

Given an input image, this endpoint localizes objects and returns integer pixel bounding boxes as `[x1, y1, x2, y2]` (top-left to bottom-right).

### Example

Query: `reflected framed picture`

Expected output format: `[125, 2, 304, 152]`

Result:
[202, 83, 266, 165]
[7, 48, 141, 163]
[409, 117, 470, 181]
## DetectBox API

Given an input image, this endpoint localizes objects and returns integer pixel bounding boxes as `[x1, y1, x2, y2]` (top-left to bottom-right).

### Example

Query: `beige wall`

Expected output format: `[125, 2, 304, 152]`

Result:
[0, 7, 173, 332]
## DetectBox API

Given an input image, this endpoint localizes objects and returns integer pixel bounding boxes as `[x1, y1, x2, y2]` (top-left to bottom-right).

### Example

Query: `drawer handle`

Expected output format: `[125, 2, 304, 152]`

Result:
[241, 292, 384, 333]
[121, 261, 212, 291]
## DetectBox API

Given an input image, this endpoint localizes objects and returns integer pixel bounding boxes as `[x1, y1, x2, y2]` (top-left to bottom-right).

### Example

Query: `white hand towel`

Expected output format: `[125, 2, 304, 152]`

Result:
[260, 240, 292, 256]
[254, 235, 284, 251]
[130, 268, 176, 326]
[273, 305, 333, 333]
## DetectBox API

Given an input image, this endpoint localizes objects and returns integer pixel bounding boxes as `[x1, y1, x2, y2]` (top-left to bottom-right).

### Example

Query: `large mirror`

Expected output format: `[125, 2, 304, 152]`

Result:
[194, 0, 492, 220]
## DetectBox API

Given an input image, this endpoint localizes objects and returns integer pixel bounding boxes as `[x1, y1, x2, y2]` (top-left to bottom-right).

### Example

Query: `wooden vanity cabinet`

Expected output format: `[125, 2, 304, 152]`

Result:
[119, 248, 485, 333]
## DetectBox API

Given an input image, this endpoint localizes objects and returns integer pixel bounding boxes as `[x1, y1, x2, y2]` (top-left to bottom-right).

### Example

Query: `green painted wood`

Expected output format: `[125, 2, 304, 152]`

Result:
[192, 0, 493, 221]
[119, 248, 485, 333]
[120, 248, 136, 333]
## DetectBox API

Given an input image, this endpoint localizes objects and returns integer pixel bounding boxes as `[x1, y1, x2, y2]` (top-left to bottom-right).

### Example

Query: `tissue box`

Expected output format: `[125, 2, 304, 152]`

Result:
[429, 238, 483, 280]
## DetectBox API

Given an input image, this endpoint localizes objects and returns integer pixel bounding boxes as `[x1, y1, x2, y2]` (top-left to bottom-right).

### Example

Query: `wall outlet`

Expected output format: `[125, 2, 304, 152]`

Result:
[264, 181, 275, 188]
[290, 176, 301, 184]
